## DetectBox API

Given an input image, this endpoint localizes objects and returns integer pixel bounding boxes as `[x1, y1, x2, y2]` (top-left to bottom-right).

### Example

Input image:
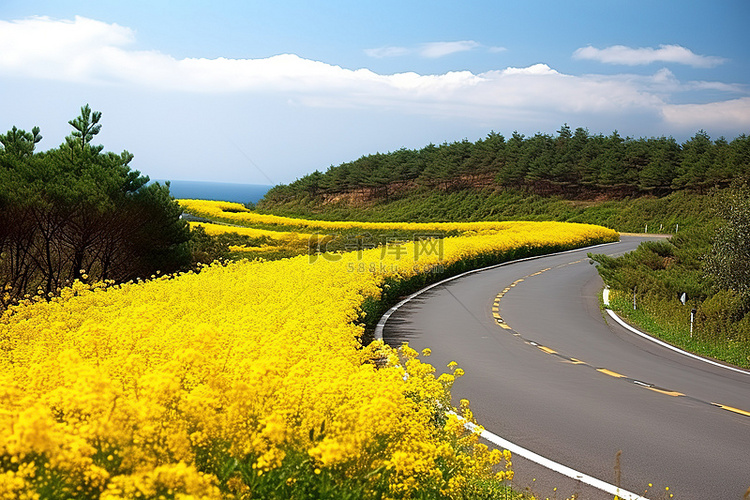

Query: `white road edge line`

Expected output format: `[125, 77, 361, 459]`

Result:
[464, 421, 648, 500]
[374, 242, 652, 498]
[603, 290, 750, 376]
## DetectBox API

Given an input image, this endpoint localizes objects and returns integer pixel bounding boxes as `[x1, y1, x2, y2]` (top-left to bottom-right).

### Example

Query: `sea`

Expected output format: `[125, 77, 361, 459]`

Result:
[153, 180, 272, 204]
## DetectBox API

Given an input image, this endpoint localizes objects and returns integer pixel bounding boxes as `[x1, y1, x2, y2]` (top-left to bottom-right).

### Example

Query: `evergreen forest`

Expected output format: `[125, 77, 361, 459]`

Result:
[261, 126, 750, 205]
[0, 105, 191, 309]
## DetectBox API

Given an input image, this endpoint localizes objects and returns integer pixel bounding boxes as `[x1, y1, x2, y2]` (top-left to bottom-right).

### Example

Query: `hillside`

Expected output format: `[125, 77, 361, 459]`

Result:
[258, 127, 749, 232]
[259, 187, 722, 234]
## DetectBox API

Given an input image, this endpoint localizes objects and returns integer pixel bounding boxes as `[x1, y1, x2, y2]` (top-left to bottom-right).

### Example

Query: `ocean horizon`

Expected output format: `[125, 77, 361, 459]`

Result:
[153, 179, 272, 204]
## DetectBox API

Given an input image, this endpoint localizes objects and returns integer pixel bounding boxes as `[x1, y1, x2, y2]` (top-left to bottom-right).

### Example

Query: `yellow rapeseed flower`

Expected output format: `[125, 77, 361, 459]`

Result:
[0, 215, 617, 497]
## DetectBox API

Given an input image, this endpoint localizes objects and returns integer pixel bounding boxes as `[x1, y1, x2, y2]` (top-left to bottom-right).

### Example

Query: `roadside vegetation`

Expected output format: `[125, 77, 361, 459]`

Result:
[590, 186, 750, 369]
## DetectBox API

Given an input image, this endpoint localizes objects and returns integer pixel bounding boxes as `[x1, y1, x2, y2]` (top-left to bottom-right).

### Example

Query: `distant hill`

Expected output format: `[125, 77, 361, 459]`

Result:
[257, 126, 749, 232]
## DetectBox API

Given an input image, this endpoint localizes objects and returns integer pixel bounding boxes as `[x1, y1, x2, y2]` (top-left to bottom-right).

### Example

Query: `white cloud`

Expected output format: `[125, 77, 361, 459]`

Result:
[366, 40, 494, 59]
[0, 16, 137, 82]
[662, 97, 750, 129]
[0, 16, 745, 132]
[364, 46, 410, 58]
[418, 40, 481, 58]
[500, 63, 559, 76]
[573, 44, 726, 68]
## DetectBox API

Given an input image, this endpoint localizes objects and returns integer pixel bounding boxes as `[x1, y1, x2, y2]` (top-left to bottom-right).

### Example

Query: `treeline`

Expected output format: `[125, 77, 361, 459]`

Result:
[0, 105, 191, 309]
[262, 126, 750, 204]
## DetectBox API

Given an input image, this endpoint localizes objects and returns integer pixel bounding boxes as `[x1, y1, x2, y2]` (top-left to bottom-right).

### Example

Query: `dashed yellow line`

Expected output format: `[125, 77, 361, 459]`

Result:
[645, 387, 685, 397]
[712, 403, 750, 417]
[489, 262, 750, 420]
[597, 368, 627, 378]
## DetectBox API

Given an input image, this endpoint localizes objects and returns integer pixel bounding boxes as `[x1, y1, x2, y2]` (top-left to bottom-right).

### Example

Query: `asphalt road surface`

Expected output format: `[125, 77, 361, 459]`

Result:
[381, 236, 750, 500]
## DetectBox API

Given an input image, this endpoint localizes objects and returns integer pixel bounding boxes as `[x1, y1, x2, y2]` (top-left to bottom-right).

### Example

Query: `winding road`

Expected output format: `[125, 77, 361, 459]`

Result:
[380, 236, 750, 500]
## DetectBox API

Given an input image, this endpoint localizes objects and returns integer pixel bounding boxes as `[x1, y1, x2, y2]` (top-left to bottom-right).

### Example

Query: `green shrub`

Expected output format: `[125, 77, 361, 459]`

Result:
[698, 289, 750, 342]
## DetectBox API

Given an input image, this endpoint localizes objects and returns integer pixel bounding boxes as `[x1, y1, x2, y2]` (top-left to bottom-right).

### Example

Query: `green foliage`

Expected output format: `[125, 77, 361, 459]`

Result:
[699, 289, 748, 341]
[608, 293, 750, 368]
[260, 128, 750, 209]
[64, 103, 104, 158]
[590, 191, 750, 365]
[259, 186, 719, 234]
[0, 105, 190, 309]
[187, 225, 298, 266]
[189, 225, 232, 266]
[0, 125, 42, 158]
[193, 444, 520, 500]
[704, 186, 750, 298]
[591, 226, 714, 304]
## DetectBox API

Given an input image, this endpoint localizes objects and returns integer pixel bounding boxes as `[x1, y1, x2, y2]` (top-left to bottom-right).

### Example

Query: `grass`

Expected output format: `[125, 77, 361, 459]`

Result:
[259, 188, 717, 234]
[608, 293, 750, 369]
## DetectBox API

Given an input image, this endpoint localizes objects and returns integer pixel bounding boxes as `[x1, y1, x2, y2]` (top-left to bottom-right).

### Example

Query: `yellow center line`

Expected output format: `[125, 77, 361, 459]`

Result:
[712, 403, 750, 417]
[597, 368, 627, 378]
[490, 283, 749, 415]
[566, 358, 586, 365]
[644, 387, 684, 397]
[486, 265, 750, 420]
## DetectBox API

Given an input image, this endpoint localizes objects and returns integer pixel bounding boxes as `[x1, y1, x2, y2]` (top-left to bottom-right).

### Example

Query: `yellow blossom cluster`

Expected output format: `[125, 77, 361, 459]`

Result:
[179, 199, 597, 236]
[190, 221, 312, 258]
[0, 218, 617, 498]
[188, 222, 310, 243]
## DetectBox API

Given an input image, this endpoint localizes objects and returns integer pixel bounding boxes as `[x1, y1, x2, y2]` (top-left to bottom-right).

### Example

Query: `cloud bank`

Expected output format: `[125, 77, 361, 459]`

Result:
[573, 44, 726, 68]
[1, 16, 747, 132]
[662, 97, 750, 129]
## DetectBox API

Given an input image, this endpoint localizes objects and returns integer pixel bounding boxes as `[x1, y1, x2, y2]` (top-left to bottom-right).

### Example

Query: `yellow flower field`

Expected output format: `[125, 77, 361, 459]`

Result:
[179, 199, 559, 235]
[188, 222, 310, 243]
[0, 218, 617, 499]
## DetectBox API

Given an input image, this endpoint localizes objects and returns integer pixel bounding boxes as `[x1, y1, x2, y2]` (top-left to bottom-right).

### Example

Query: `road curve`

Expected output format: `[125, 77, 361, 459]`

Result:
[381, 236, 750, 500]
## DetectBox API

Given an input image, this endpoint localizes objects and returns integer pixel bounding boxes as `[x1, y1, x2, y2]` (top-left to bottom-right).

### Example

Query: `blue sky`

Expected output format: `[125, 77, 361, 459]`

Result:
[1, 1, 748, 185]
